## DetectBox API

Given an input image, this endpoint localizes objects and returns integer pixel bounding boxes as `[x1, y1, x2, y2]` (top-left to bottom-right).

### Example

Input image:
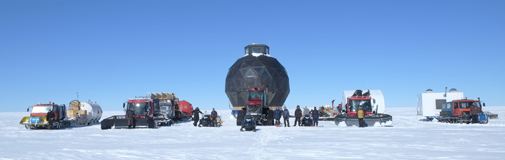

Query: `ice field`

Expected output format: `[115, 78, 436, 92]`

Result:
[1, 107, 504, 160]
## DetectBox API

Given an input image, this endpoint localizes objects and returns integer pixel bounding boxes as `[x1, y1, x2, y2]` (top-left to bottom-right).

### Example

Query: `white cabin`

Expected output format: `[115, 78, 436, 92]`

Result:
[417, 88, 464, 117]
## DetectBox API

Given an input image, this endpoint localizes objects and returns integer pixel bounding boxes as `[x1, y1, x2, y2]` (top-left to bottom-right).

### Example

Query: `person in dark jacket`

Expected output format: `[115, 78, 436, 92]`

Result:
[357, 106, 365, 127]
[470, 102, 480, 123]
[211, 108, 218, 127]
[273, 107, 283, 126]
[282, 107, 290, 127]
[294, 105, 302, 126]
[192, 107, 203, 127]
[311, 107, 319, 127]
[46, 109, 55, 129]
[126, 107, 135, 129]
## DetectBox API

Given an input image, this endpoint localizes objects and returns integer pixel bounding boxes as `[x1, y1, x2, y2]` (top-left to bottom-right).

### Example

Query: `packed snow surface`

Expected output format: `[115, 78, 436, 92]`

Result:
[1, 107, 504, 160]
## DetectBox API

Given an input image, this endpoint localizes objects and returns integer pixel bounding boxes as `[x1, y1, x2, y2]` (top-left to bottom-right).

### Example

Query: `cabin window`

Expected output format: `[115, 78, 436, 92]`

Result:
[246, 69, 255, 78]
[252, 47, 262, 53]
[444, 102, 452, 109]
[435, 99, 445, 109]
[261, 70, 270, 76]
[266, 48, 269, 54]
[254, 68, 262, 74]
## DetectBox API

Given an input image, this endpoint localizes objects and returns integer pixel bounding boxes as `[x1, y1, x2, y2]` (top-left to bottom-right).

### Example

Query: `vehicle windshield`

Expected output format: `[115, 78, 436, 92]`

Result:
[127, 102, 148, 115]
[246, 104, 262, 115]
[459, 102, 480, 109]
[248, 90, 264, 100]
[31, 106, 53, 113]
[349, 100, 372, 112]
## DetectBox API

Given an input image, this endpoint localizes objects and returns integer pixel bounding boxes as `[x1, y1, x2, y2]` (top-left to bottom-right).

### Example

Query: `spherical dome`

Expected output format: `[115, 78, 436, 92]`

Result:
[225, 52, 289, 107]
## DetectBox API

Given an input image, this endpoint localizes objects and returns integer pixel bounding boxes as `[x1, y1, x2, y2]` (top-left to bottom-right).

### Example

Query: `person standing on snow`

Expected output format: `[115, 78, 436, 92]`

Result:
[294, 105, 302, 126]
[211, 108, 218, 127]
[470, 102, 480, 123]
[46, 109, 55, 129]
[311, 107, 319, 127]
[273, 107, 283, 126]
[282, 107, 290, 127]
[192, 107, 203, 127]
[357, 106, 365, 127]
[126, 107, 135, 129]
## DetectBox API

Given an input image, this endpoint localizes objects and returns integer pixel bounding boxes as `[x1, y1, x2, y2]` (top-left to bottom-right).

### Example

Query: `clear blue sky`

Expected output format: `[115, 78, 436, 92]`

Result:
[1, 1, 504, 112]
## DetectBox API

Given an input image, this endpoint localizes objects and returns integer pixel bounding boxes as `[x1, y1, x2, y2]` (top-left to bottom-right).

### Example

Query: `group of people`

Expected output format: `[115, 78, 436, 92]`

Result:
[273, 105, 320, 127]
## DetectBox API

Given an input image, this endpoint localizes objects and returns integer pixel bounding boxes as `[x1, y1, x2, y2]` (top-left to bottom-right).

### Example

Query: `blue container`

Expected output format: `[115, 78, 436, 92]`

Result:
[478, 114, 488, 123]
[29, 117, 42, 124]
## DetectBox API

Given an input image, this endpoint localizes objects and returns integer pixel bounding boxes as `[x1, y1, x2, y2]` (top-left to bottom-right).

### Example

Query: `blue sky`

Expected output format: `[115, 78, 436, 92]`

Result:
[1, 1, 504, 112]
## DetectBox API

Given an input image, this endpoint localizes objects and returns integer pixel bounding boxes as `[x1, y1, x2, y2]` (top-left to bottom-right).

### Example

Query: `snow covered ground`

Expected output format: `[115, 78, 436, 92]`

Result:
[1, 107, 504, 160]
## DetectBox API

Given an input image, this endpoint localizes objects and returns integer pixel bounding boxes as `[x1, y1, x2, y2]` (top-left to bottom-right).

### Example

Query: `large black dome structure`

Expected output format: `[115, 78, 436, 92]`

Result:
[225, 44, 290, 109]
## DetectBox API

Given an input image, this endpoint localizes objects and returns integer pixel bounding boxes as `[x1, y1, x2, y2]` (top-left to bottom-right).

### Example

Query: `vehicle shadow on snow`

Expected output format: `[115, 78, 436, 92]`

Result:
[240, 128, 260, 132]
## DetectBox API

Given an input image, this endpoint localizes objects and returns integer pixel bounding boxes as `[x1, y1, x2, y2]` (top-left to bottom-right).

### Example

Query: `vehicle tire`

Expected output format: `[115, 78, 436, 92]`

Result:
[267, 110, 274, 125]
[147, 118, 155, 128]
[101, 124, 112, 130]
[237, 110, 245, 126]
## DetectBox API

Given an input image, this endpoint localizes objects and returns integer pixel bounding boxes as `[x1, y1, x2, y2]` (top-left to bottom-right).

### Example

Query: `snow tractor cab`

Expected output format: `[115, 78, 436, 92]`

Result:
[438, 98, 488, 124]
[335, 90, 392, 127]
[101, 92, 180, 129]
[236, 87, 274, 126]
[20, 102, 71, 129]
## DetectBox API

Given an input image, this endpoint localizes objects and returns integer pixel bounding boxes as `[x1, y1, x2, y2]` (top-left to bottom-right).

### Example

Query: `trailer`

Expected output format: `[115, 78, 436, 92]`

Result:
[67, 100, 103, 126]
[417, 88, 464, 120]
[417, 88, 498, 121]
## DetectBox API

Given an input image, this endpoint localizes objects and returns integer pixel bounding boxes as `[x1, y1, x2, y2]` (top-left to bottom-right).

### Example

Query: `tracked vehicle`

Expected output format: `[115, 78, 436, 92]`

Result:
[335, 90, 392, 127]
[20, 102, 72, 129]
[101, 92, 184, 129]
[236, 87, 274, 126]
[438, 98, 488, 124]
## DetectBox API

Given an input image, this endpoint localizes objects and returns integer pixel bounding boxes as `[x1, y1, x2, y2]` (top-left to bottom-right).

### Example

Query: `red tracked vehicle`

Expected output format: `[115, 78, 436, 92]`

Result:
[438, 98, 488, 124]
[20, 102, 71, 129]
[101, 92, 190, 129]
[335, 90, 392, 127]
[236, 87, 274, 126]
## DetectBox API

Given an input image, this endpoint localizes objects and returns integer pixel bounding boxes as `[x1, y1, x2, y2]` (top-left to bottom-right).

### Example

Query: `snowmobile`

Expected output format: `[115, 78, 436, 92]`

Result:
[240, 115, 256, 132]
[198, 115, 221, 127]
[301, 115, 313, 126]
